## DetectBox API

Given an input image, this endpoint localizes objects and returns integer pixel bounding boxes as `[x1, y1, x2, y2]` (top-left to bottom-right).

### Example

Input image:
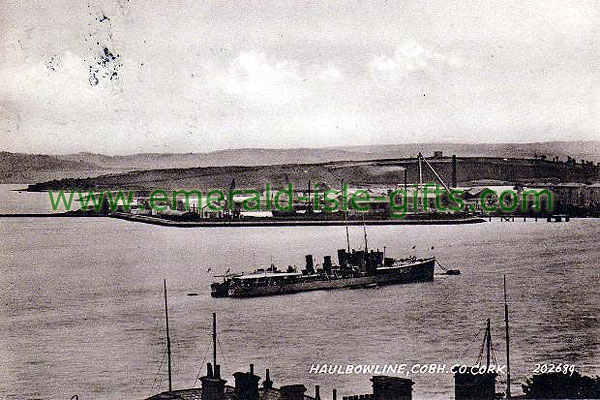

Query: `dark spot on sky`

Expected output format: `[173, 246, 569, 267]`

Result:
[89, 72, 99, 86]
[88, 46, 122, 86]
[45, 55, 59, 72]
[85, 6, 124, 87]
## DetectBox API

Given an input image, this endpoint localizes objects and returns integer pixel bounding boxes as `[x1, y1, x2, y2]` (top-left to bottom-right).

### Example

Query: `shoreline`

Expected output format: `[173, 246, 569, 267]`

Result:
[0, 212, 487, 225]
[109, 212, 487, 227]
[1, 212, 584, 226]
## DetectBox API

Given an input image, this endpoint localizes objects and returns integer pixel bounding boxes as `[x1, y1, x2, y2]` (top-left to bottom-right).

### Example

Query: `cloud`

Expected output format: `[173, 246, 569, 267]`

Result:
[316, 65, 342, 81]
[218, 51, 302, 103]
[216, 51, 345, 105]
[1, 0, 598, 155]
[370, 40, 463, 81]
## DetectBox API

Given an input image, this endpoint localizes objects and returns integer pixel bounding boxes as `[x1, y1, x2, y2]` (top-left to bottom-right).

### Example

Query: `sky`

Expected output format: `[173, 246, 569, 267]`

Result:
[0, 0, 599, 155]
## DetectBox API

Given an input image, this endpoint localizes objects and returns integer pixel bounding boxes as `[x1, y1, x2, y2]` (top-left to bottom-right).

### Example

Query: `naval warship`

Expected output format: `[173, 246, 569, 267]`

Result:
[211, 236, 435, 298]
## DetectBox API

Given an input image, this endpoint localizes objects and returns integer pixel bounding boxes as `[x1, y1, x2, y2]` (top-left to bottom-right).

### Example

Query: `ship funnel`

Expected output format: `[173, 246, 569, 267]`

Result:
[305, 255, 314, 274]
[337, 249, 347, 267]
[323, 256, 332, 274]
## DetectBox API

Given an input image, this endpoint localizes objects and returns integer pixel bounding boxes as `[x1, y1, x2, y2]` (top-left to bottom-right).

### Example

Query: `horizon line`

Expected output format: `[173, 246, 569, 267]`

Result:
[2, 139, 599, 158]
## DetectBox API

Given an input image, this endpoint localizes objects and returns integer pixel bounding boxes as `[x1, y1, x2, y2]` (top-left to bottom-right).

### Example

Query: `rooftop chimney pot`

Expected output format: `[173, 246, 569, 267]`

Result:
[200, 363, 227, 400]
[280, 384, 307, 400]
[263, 368, 273, 390]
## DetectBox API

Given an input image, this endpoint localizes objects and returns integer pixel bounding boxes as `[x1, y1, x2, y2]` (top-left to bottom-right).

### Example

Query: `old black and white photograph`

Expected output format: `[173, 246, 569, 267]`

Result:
[1, 0, 599, 399]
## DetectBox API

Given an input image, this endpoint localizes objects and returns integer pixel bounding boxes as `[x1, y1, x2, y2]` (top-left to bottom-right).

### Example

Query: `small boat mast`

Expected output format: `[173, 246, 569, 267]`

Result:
[163, 279, 172, 392]
[504, 274, 511, 398]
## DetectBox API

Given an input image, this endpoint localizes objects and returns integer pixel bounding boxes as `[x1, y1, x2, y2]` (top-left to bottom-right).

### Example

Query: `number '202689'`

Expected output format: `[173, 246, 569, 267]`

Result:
[533, 363, 575, 376]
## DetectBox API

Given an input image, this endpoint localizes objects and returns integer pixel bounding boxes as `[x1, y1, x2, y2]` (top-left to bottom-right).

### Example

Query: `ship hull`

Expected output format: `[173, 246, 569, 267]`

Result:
[228, 258, 435, 298]
[211, 282, 230, 297]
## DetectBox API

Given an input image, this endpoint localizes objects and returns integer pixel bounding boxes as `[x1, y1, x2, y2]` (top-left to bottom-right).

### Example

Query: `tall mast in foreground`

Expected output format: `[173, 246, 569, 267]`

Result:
[504, 275, 511, 398]
[485, 318, 491, 369]
[212, 312, 217, 369]
[163, 279, 172, 392]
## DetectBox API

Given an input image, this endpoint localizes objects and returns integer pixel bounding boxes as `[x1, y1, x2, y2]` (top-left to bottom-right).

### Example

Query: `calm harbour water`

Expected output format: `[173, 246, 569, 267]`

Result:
[0, 185, 598, 399]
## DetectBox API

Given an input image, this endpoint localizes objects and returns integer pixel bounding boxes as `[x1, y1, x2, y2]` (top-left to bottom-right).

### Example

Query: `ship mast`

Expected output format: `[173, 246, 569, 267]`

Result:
[362, 214, 368, 252]
[477, 318, 492, 368]
[163, 279, 172, 392]
[212, 312, 217, 369]
[485, 318, 491, 369]
[504, 275, 511, 398]
[345, 215, 351, 253]
[342, 179, 351, 253]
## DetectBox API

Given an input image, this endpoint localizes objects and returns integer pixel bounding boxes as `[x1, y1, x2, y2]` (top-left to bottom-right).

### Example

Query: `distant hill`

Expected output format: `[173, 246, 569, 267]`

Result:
[1, 141, 599, 183]
[0, 152, 108, 184]
[25, 155, 599, 193]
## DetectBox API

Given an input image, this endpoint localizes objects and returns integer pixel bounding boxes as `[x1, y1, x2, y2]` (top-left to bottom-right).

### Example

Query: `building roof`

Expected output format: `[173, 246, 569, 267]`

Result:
[157, 209, 197, 216]
[147, 386, 316, 400]
[201, 202, 225, 210]
[148, 388, 203, 400]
